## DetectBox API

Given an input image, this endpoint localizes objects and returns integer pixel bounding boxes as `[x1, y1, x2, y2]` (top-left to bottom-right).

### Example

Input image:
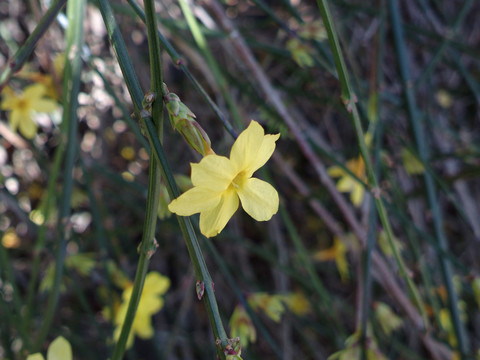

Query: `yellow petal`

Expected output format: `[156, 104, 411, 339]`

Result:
[168, 187, 222, 216]
[230, 120, 279, 177]
[190, 155, 236, 190]
[26, 354, 45, 360]
[336, 176, 353, 192]
[9, 109, 25, 131]
[199, 188, 239, 237]
[133, 313, 154, 339]
[351, 184, 364, 207]
[46, 336, 72, 360]
[19, 115, 38, 139]
[143, 272, 170, 295]
[137, 296, 163, 315]
[0, 96, 17, 110]
[237, 178, 279, 221]
[327, 165, 345, 177]
[30, 98, 58, 113]
[23, 83, 47, 99]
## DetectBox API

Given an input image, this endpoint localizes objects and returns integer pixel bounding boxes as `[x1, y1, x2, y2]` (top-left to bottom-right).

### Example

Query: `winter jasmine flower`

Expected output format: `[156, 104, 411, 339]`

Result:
[168, 120, 280, 238]
[328, 156, 366, 207]
[1, 83, 57, 138]
[27, 336, 72, 360]
[112, 271, 170, 349]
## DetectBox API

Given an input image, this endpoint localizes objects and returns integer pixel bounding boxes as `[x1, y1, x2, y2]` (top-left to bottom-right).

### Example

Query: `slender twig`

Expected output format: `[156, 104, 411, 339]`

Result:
[178, 0, 244, 129]
[110, 0, 164, 356]
[94, 0, 228, 357]
[0, 0, 67, 88]
[125, 0, 238, 138]
[388, 0, 469, 356]
[33, 0, 85, 350]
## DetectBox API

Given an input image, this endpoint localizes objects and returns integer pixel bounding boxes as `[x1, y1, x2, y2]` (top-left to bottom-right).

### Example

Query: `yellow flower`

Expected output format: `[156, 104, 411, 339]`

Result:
[374, 302, 403, 336]
[401, 148, 424, 175]
[27, 336, 72, 360]
[168, 120, 280, 238]
[281, 292, 312, 316]
[248, 293, 285, 323]
[328, 156, 366, 207]
[229, 305, 256, 348]
[313, 237, 349, 282]
[113, 271, 170, 349]
[1, 84, 57, 138]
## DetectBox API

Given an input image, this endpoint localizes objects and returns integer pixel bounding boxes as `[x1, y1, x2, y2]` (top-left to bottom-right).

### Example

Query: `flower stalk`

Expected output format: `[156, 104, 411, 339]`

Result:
[315, 0, 427, 328]
[95, 0, 229, 357]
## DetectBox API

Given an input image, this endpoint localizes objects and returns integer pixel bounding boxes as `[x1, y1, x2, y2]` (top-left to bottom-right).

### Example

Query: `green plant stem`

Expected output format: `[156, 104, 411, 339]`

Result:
[178, 0, 244, 129]
[315, 0, 427, 328]
[0, 232, 30, 349]
[388, 0, 469, 356]
[414, 0, 474, 90]
[33, 0, 85, 351]
[24, 136, 65, 331]
[111, 0, 164, 356]
[125, 0, 237, 138]
[0, 0, 67, 88]
[94, 0, 228, 357]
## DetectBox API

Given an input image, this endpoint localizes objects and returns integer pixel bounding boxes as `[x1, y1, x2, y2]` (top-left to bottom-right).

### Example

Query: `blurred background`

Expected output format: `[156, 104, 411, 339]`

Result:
[0, 0, 479, 359]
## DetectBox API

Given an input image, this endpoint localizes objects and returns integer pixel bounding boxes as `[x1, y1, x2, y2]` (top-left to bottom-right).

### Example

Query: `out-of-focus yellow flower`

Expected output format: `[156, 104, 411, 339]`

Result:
[313, 237, 349, 283]
[440, 308, 457, 347]
[168, 120, 280, 237]
[328, 156, 366, 207]
[286, 38, 314, 68]
[374, 302, 403, 336]
[1, 228, 21, 248]
[377, 229, 404, 257]
[248, 293, 285, 323]
[27, 336, 72, 360]
[328, 330, 387, 360]
[401, 148, 424, 175]
[229, 305, 256, 348]
[1, 84, 57, 138]
[111, 271, 170, 349]
[281, 292, 312, 316]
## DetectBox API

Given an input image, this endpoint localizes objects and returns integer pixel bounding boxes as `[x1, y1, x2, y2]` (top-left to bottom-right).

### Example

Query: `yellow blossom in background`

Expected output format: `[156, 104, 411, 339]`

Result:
[248, 293, 285, 323]
[328, 156, 366, 207]
[168, 120, 280, 237]
[374, 302, 403, 336]
[313, 237, 349, 283]
[286, 38, 314, 68]
[377, 229, 404, 257]
[1, 228, 21, 248]
[229, 305, 256, 348]
[1, 84, 57, 138]
[328, 330, 387, 360]
[112, 271, 170, 349]
[27, 336, 72, 360]
[401, 148, 424, 175]
[440, 308, 457, 347]
[281, 292, 312, 316]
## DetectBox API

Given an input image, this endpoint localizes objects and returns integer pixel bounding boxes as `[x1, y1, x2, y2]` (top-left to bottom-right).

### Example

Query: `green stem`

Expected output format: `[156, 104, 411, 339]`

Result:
[0, 231, 30, 348]
[33, 0, 85, 351]
[0, 0, 67, 88]
[178, 0, 243, 129]
[388, 0, 469, 355]
[94, 0, 228, 356]
[125, 0, 237, 138]
[111, 0, 164, 356]
[24, 135, 65, 331]
[315, 0, 427, 327]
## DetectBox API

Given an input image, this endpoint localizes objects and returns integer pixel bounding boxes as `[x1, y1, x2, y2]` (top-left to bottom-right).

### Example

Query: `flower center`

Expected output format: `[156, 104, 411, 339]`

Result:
[231, 171, 246, 190]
